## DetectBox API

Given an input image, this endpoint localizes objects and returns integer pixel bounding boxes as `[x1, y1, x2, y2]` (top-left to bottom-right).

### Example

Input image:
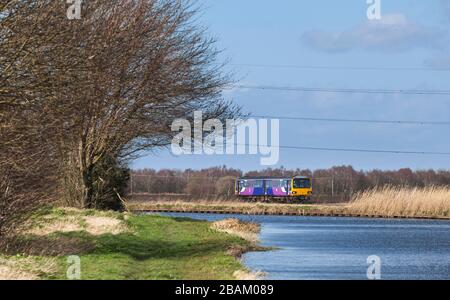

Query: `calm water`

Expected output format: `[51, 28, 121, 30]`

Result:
[160, 213, 450, 280]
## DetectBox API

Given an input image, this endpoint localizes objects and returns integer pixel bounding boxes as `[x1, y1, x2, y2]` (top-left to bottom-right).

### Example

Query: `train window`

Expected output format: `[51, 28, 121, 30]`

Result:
[266, 180, 286, 188]
[265, 180, 275, 188]
[293, 178, 311, 188]
[249, 180, 264, 188]
[239, 180, 249, 188]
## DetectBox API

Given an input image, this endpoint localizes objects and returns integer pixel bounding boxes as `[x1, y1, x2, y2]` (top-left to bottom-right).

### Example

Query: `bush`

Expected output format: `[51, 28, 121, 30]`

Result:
[89, 157, 130, 211]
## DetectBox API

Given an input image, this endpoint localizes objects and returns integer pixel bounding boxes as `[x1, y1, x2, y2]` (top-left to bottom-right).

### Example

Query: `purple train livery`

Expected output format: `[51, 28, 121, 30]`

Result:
[235, 176, 313, 202]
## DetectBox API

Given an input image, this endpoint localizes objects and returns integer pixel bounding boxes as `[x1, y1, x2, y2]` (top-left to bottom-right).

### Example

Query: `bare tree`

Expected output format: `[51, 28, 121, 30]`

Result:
[0, 0, 63, 249]
[42, 0, 241, 208]
[215, 176, 236, 199]
[1, 0, 241, 216]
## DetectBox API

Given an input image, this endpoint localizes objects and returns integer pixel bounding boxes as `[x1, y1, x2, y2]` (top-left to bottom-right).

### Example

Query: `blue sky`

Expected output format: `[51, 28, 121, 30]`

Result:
[132, 0, 450, 171]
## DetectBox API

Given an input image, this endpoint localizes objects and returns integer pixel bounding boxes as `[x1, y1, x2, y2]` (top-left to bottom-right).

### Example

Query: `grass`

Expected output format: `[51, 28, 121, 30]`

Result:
[0, 207, 262, 280]
[348, 186, 450, 218]
[0, 255, 56, 280]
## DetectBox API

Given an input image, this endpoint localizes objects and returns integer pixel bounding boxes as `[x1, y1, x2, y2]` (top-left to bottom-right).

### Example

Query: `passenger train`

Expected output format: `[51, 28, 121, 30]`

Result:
[235, 176, 313, 202]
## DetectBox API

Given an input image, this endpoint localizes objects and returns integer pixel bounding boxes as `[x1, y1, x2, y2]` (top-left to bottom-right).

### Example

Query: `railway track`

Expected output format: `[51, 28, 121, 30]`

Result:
[132, 208, 450, 221]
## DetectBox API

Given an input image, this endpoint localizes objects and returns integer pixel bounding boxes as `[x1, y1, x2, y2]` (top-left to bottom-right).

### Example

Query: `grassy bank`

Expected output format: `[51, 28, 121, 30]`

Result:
[128, 187, 450, 220]
[0, 208, 263, 280]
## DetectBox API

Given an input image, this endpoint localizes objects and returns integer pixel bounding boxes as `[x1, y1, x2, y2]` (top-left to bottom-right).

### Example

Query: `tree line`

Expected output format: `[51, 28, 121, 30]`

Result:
[0, 1, 240, 250]
[130, 166, 450, 201]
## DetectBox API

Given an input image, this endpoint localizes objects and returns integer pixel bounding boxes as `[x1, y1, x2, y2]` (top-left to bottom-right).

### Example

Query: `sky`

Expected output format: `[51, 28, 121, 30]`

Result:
[132, 0, 450, 171]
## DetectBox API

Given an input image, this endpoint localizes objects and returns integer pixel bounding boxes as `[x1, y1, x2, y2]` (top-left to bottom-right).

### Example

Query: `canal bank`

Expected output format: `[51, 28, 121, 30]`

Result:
[129, 201, 450, 221]
[0, 208, 261, 280]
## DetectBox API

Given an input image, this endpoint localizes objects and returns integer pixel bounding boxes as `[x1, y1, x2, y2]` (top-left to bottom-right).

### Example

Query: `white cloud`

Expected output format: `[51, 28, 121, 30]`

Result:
[301, 14, 447, 53]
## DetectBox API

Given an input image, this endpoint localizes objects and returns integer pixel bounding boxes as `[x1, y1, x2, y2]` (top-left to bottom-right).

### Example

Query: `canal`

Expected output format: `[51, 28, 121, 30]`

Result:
[161, 213, 450, 280]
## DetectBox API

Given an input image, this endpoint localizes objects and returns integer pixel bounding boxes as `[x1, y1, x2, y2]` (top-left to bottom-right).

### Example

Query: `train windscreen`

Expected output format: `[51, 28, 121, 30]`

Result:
[293, 178, 311, 188]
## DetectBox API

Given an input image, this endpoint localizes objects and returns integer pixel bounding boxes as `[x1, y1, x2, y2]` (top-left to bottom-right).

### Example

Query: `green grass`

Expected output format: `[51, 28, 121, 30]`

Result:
[44, 213, 252, 280]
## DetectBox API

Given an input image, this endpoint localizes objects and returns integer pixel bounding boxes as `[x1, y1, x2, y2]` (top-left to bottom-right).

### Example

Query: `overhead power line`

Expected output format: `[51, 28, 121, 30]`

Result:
[251, 115, 450, 126]
[157, 143, 450, 156]
[230, 63, 450, 72]
[234, 85, 450, 95]
[275, 145, 450, 156]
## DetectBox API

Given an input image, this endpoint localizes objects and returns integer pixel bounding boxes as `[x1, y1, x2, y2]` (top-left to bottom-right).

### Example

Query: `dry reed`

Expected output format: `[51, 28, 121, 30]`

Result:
[348, 186, 450, 218]
[211, 218, 261, 243]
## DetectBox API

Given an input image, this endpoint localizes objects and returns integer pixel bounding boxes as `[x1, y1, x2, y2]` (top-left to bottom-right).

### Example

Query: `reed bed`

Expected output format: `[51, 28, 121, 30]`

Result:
[348, 186, 450, 218]
[211, 218, 261, 243]
[129, 189, 450, 219]
[128, 200, 324, 215]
